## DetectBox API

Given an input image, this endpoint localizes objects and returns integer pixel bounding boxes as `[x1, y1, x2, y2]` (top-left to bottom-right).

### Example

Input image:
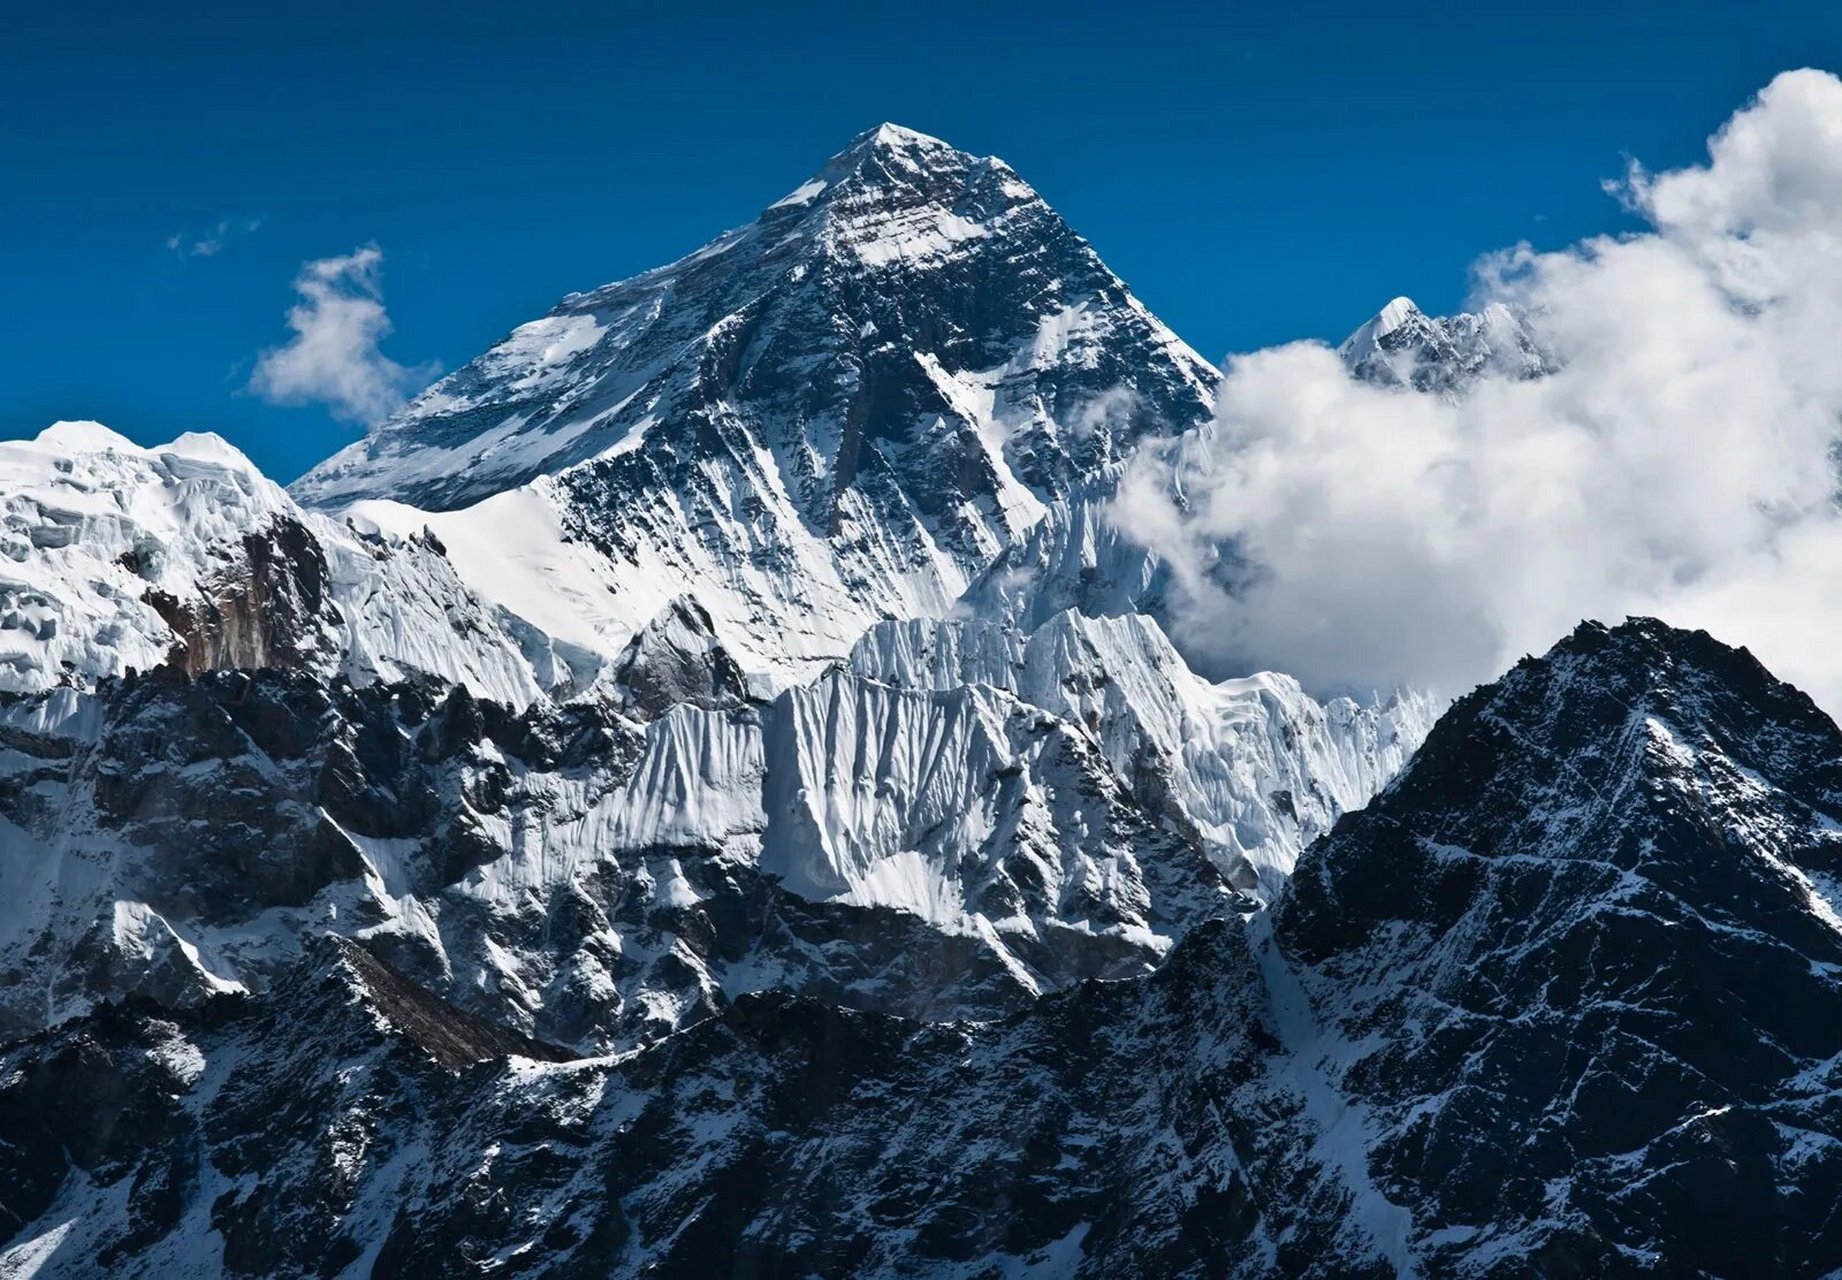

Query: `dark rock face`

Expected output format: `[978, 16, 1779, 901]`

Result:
[143, 516, 339, 677]
[7, 618, 1842, 1276]
[0, 920, 1282, 1279]
[606, 595, 752, 717]
[1280, 617, 1842, 1274]
[0, 665, 570, 1040]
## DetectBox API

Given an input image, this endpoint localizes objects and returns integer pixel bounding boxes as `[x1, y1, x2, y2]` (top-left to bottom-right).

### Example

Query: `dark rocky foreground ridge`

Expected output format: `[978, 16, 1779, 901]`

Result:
[6, 617, 1842, 1277]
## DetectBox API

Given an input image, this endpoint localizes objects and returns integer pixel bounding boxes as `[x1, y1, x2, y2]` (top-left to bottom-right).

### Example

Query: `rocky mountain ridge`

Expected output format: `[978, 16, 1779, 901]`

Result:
[294, 124, 1219, 688]
[0, 121, 1744, 1279]
[5, 620, 1839, 1277]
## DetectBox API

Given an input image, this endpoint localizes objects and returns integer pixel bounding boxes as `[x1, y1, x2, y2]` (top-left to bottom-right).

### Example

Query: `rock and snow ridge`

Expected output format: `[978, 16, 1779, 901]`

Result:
[1337, 294, 1550, 393]
[0, 588, 1411, 1055]
[8, 619, 1842, 1277]
[0, 419, 1415, 1059]
[0, 127, 1437, 1074]
[0, 422, 573, 709]
[292, 123, 1220, 687]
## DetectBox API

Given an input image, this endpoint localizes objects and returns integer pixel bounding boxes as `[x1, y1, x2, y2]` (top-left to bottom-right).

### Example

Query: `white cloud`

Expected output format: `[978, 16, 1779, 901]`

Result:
[247, 244, 438, 426]
[166, 217, 261, 258]
[1110, 69, 1842, 716]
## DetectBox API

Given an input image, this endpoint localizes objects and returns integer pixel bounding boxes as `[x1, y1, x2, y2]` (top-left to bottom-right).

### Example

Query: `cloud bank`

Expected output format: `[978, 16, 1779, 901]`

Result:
[248, 244, 437, 426]
[1113, 68, 1842, 716]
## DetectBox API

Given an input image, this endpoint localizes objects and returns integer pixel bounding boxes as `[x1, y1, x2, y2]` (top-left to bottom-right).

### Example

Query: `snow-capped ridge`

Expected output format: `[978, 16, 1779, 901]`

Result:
[0, 421, 576, 707]
[290, 121, 1217, 690]
[1337, 293, 1550, 393]
[850, 606, 1433, 894]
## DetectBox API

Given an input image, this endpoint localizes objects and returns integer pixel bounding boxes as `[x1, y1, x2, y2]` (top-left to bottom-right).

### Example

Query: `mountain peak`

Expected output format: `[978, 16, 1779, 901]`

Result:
[1373, 295, 1423, 333]
[1336, 295, 1429, 361]
[760, 120, 1016, 221]
[294, 113, 1215, 528]
[1325, 613, 1842, 888]
[849, 121, 955, 157]
[1337, 293, 1549, 392]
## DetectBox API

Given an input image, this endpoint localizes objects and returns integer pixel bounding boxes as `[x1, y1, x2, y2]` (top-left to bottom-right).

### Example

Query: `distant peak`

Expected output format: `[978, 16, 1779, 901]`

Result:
[1373, 296, 1424, 335]
[1337, 296, 1429, 364]
[34, 420, 139, 453]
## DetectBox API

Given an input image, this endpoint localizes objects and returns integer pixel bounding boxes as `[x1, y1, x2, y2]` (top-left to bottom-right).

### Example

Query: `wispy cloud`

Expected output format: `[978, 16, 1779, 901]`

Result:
[166, 217, 262, 258]
[247, 243, 439, 426]
[1110, 69, 1842, 716]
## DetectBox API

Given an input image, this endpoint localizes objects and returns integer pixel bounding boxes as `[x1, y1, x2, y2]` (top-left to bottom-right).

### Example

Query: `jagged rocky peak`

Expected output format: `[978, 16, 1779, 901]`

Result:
[606, 594, 752, 717]
[1278, 615, 1842, 1273]
[1287, 613, 1842, 964]
[1304, 614, 1842, 868]
[1338, 292, 1549, 392]
[292, 119, 1218, 516]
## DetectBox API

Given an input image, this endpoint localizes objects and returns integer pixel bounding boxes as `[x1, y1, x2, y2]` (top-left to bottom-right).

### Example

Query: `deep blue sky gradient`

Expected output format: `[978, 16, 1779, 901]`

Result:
[4, 1, 1838, 480]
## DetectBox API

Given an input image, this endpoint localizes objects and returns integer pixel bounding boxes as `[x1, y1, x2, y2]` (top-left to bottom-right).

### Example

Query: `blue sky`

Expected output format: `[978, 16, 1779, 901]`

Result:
[4, 0, 1838, 481]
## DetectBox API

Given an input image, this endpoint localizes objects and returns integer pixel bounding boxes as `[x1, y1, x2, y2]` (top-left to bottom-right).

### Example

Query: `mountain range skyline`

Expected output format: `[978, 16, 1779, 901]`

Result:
[10, 0, 1842, 485]
[6, 40, 1842, 1277]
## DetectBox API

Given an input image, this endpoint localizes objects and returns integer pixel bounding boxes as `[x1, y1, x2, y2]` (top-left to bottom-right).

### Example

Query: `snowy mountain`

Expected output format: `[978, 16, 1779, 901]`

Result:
[1338, 294, 1549, 392]
[8, 619, 1842, 1277]
[0, 422, 572, 707]
[18, 120, 1791, 1278]
[294, 123, 1219, 686]
[0, 129, 1431, 1071]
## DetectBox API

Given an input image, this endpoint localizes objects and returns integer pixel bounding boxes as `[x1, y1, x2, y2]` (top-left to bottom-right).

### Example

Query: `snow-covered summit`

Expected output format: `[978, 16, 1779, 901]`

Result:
[1337, 294, 1549, 392]
[295, 123, 1215, 512]
[784, 121, 959, 190]
[290, 124, 1218, 686]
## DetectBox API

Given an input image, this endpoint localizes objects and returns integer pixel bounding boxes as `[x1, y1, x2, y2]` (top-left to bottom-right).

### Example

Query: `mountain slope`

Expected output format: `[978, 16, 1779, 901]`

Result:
[295, 125, 1218, 685]
[9, 618, 1841, 1276]
[0, 597, 1251, 1055]
[1278, 616, 1842, 1274]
